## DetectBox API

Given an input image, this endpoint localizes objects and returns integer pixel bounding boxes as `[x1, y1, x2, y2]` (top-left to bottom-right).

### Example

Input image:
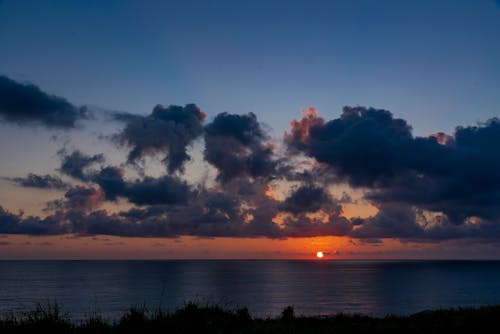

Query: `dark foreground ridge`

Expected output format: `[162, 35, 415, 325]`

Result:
[1, 302, 500, 334]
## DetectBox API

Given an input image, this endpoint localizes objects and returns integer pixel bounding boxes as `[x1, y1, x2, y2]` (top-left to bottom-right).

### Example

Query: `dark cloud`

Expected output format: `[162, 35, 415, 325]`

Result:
[0, 206, 70, 235]
[119, 176, 192, 206]
[287, 107, 500, 227]
[94, 166, 193, 206]
[0, 179, 281, 238]
[1, 178, 499, 241]
[0, 207, 21, 232]
[286, 106, 420, 187]
[97, 181, 283, 238]
[279, 185, 331, 214]
[63, 186, 104, 212]
[0, 75, 88, 128]
[3, 102, 500, 243]
[281, 212, 352, 238]
[350, 204, 425, 240]
[58, 149, 104, 181]
[114, 104, 205, 173]
[349, 203, 500, 243]
[363, 118, 500, 225]
[204, 112, 277, 182]
[277, 184, 351, 238]
[9, 173, 68, 190]
[45, 185, 104, 214]
[93, 166, 126, 201]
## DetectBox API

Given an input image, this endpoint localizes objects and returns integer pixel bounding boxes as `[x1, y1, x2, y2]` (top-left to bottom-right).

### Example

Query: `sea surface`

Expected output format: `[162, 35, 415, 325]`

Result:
[1, 260, 500, 321]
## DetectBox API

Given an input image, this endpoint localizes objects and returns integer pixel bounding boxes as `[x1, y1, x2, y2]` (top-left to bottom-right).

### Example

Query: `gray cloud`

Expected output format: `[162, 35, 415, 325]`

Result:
[286, 106, 418, 187]
[0, 75, 88, 128]
[2, 103, 500, 243]
[114, 104, 206, 173]
[286, 107, 500, 229]
[92, 166, 125, 201]
[204, 112, 278, 182]
[0, 206, 70, 235]
[8, 173, 68, 190]
[94, 166, 193, 206]
[58, 149, 105, 181]
[279, 185, 332, 214]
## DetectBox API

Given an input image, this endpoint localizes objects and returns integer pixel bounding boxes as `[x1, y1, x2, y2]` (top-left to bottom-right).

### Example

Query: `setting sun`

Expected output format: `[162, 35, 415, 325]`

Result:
[316, 251, 324, 259]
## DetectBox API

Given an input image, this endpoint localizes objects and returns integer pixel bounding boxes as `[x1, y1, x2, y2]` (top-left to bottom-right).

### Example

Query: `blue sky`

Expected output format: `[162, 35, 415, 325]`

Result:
[1, 0, 499, 137]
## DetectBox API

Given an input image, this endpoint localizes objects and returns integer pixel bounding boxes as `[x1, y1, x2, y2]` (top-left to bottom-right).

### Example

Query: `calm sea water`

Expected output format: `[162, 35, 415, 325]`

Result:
[1, 260, 500, 320]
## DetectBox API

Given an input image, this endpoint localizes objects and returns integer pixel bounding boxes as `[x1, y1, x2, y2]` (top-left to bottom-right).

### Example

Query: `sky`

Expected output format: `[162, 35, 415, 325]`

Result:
[0, 0, 500, 259]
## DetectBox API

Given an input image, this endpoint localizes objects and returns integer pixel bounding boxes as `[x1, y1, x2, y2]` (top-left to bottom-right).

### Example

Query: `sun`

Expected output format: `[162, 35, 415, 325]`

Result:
[316, 251, 324, 259]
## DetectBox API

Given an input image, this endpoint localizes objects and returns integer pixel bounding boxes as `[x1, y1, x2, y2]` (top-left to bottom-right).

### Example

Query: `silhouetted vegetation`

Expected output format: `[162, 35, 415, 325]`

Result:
[2, 302, 500, 333]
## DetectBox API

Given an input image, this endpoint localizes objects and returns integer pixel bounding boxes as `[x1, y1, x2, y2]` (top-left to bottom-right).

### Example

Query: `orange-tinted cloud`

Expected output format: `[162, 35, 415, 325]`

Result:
[285, 107, 324, 142]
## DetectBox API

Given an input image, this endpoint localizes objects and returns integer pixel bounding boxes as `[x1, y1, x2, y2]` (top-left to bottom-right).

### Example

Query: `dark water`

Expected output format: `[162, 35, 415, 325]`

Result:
[1, 260, 500, 320]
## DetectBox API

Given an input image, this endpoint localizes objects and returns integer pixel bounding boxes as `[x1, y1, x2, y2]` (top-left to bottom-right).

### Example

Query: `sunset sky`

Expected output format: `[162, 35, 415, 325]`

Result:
[1, 0, 500, 259]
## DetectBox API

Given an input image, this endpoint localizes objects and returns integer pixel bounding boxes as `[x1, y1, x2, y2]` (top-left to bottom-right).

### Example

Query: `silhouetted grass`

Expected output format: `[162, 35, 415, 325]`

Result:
[2, 302, 500, 333]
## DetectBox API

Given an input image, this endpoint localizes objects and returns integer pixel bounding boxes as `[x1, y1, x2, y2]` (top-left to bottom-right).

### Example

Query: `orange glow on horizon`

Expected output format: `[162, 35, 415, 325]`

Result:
[0, 234, 454, 260]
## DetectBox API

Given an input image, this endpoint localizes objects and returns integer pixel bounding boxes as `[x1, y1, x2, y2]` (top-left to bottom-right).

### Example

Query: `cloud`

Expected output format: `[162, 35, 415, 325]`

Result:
[277, 184, 351, 238]
[350, 204, 425, 240]
[0, 177, 498, 241]
[0, 206, 70, 235]
[78, 180, 283, 238]
[287, 106, 500, 234]
[282, 214, 352, 238]
[58, 149, 104, 181]
[114, 104, 205, 173]
[0, 179, 280, 238]
[122, 176, 193, 206]
[45, 185, 105, 213]
[63, 186, 104, 211]
[8, 173, 68, 190]
[94, 166, 193, 205]
[92, 166, 126, 201]
[363, 118, 500, 224]
[279, 185, 332, 214]
[3, 102, 500, 243]
[350, 203, 500, 243]
[0, 75, 88, 128]
[285, 107, 325, 143]
[204, 112, 278, 182]
[65, 178, 347, 238]
[286, 106, 419, 187]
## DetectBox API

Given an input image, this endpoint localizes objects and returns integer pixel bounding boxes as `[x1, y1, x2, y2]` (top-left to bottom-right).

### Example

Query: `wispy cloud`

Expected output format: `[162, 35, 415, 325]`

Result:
[3, 173, 68, 190]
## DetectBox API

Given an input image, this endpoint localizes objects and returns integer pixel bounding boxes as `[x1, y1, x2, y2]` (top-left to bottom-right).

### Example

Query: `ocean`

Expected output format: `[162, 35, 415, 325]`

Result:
[1, 260, 500, 321]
